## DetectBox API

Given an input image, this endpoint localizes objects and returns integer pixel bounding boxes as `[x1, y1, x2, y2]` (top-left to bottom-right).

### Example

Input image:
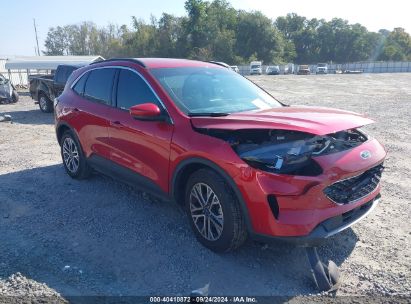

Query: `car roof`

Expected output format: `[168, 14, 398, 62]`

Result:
[91, 58, 226, 69]
[139, 58, 217, 68]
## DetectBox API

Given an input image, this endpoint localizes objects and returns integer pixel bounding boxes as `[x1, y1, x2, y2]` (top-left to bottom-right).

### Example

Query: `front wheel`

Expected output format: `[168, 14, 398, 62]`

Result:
[185, 169, 247, 252]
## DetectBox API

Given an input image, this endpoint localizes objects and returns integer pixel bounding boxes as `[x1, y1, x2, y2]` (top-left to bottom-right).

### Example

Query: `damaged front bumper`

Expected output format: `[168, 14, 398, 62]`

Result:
[252, 194, 380, 246]
[233, 137, 386, 243]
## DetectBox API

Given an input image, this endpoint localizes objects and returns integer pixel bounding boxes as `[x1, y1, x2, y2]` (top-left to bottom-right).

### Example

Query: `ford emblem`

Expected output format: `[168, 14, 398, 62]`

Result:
[360, 150, 371, 159]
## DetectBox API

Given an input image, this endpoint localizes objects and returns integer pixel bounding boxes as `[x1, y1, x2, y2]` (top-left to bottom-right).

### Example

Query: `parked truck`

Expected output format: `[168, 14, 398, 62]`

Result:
[297, 65, 311, 75]
[249, 61, 262, 75]
[316, 63, 328, 74]
[30, 64, 84, 112]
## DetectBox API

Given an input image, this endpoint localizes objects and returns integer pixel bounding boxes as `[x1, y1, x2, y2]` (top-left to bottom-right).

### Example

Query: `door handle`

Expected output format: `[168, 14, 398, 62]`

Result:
[70, 108, 80, 115]
[110, 120, 124, 128]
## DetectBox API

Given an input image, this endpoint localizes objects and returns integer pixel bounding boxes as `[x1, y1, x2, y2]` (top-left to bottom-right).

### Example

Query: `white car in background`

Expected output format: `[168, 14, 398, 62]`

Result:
[230, 65, 239, 73]
[316, 63, 328, 74]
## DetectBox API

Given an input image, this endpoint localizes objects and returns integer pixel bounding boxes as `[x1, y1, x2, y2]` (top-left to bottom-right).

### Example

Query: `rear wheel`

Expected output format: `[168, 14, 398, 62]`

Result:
[185, 168, 247, 252]
[61, 130, 91, 179]
[39, 93, 53, 113]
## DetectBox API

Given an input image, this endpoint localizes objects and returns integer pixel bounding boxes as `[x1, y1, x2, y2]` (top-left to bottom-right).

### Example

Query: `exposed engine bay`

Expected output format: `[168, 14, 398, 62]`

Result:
[197, 128, 368, 176]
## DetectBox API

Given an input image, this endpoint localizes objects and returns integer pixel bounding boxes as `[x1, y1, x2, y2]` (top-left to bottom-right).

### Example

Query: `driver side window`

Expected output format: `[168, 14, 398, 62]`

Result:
[116, 69, 160, 110]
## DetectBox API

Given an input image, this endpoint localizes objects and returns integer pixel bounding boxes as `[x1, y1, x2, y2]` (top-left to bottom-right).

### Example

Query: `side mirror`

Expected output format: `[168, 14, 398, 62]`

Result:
[129, 103, 163, 121]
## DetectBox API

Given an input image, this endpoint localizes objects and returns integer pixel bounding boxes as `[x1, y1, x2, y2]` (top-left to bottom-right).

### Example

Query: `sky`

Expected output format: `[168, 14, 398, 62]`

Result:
[1, 0, 410, 56]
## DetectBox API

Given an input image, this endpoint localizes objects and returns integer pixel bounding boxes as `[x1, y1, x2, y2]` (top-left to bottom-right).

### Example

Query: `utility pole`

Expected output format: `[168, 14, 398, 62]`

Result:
[33, 18, 40, 56]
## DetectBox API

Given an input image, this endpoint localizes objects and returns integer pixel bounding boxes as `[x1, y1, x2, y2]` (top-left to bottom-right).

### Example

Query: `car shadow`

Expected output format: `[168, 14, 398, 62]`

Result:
[1, 109, 53, 125]
[0, 164, 358, 297]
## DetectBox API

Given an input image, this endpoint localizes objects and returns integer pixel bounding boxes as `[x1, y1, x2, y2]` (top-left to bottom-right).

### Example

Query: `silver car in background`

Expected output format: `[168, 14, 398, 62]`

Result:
[266, 65, 280, 75]
[0, 73, 18, 104]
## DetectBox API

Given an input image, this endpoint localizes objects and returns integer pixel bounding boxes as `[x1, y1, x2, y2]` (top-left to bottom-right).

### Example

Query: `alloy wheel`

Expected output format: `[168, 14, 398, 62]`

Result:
[190, 182, 224, 241]
[62, 137, 80, 173]
[39, 96, 48, 111]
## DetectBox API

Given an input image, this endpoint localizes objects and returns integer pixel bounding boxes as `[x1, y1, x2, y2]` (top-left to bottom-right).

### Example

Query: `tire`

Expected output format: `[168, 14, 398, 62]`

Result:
[60, 130, 91, 179]
[11, 90, 19, 103]
[185, 168, 247, 252]
[39, 93, 53, 113]
[305, 247, 339, 292]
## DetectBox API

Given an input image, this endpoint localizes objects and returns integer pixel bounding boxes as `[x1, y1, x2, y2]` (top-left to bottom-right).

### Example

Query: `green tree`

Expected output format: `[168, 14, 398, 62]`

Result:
[236, 11, 286, 64]
[43, 26, 70, 55]
[379, 28, 411, 61]
[43, 2, 411, 64]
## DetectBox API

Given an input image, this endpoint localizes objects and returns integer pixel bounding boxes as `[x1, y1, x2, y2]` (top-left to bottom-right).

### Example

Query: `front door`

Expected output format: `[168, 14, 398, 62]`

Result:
[107, 68, 174, 193]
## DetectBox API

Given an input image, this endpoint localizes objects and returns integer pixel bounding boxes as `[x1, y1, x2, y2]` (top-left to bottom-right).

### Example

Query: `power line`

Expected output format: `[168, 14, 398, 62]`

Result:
[33, 18, 40, 56]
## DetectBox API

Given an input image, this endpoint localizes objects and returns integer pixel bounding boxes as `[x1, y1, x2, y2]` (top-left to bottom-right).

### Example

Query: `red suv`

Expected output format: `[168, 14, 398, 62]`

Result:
[55, 58, 386, 252]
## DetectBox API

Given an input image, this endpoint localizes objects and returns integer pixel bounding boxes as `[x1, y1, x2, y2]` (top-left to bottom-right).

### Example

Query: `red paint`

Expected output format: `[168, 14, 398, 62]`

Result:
[56, 58, 386, 239]
[190, 106, 375, 135]
[129, 103, 161, 118]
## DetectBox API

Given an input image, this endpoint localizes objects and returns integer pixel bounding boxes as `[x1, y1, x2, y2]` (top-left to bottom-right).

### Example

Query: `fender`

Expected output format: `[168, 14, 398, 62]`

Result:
[37, 82, 51, 100]
[55, 121, 81, 146]
[171, 157, 253, 233]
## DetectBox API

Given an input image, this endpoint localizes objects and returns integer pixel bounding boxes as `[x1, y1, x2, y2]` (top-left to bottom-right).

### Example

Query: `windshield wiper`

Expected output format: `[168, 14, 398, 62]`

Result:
[187, 112, 230, 117]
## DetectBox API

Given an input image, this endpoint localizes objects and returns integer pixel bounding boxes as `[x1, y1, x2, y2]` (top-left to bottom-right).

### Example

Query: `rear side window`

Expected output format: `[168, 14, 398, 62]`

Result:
[116, 69, 159, 110]
[84, 69, 116, 105]
[72, 72, 89, 95]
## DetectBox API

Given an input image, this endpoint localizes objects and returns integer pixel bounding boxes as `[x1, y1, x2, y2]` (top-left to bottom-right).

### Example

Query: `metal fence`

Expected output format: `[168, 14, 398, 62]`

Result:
[0, 58, 53, 87]
[2, 58, 411, 85]
[0, 59, 29, 86]
[238, 61, 411, 75]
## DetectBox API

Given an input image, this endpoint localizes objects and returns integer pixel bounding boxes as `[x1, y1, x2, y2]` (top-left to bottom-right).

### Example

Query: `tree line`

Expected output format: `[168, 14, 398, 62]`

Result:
[43, 0, 411, 64]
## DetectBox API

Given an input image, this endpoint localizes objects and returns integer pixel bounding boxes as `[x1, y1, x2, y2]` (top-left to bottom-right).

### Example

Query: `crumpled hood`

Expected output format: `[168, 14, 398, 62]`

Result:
[190, 106, 374, 135]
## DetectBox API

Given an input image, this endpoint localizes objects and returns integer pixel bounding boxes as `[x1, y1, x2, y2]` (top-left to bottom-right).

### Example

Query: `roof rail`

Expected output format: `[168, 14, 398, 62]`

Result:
[207, 61, 231, 69]
[90, 58, 146, 68]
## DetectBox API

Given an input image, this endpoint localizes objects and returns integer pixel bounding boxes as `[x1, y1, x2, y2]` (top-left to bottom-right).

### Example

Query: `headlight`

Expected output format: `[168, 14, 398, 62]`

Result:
[238, 138, 324, 176]
[231, 129, 369, 176]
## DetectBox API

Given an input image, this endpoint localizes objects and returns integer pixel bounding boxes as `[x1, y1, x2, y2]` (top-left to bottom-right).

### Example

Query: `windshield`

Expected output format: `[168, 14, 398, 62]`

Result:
[150, 67, 281, 115]
[251, 65, 260, 69]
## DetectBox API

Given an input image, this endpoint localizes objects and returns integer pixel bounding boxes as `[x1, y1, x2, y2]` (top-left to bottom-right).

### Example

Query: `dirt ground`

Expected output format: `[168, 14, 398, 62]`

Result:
[0, 74, 410, 300]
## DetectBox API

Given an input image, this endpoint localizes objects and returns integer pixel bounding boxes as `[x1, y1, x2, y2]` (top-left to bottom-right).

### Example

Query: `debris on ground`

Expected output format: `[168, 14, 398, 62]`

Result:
[0, 114, 12, 122]
[0, 272, 67, 303]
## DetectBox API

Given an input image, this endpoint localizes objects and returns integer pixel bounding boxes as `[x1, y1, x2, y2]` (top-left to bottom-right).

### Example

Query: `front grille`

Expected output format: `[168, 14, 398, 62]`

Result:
[324, 164, 384, 205]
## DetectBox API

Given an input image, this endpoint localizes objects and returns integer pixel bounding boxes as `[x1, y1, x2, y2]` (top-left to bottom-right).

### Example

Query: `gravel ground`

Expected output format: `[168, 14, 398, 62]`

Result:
[0, 74, 410, 300]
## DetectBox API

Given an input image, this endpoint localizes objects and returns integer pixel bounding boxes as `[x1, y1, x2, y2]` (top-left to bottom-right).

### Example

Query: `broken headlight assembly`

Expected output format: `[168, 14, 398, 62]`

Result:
[230, 129, 368, 176]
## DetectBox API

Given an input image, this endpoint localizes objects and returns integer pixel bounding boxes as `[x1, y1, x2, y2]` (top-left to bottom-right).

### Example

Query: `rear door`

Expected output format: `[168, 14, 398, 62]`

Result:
[71, 68, 116, 160]
[107, 68, 174, 193]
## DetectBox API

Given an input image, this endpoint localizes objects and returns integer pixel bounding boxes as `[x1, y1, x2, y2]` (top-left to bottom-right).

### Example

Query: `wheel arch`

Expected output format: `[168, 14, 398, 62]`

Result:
[56, 121, 81, 147]
[37, 89, 48, 101]
[171, 157, 253, 233]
